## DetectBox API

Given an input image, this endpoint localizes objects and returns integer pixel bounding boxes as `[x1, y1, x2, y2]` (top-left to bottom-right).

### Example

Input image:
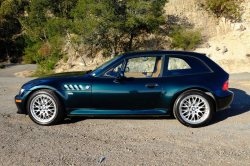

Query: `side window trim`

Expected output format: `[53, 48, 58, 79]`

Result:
[98, 54, 165, 78]
[99, 59, 126, 78]
[163, 54, 213, 77]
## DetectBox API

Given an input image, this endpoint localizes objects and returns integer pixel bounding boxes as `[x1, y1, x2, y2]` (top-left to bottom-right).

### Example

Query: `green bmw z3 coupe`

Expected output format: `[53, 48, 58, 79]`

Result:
[15, 51, 234, 127]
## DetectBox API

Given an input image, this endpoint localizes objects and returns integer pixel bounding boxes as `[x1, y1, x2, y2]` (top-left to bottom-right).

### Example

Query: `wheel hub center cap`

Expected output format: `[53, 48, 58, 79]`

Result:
[192, 107, 196, 111]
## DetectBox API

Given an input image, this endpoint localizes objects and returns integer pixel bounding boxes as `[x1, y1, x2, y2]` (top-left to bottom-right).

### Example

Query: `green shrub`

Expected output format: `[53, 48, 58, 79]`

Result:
[0, 64, 5, 69]
[10, 58, 18, 63]
[198, 0, 242, 20]
[63, 55, 69, 63]
[32, 51, 62, 77]
[169, 25, 202, 51]
[22, 37, 63, 77]
[23, 43, 42, 64]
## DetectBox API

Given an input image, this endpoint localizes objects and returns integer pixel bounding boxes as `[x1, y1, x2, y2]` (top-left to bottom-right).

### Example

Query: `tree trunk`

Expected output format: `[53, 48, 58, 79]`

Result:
[128, 33, 134, 51]
[111, 36, 117, 58]
[111, 46, 116, 58]
[66, 30, 86, 66]
[5, 46, 9, 56]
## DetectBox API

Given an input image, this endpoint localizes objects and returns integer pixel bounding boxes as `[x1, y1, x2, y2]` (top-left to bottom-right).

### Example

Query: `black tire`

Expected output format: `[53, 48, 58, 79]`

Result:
[173, 90, 214, 128]
[27, 89, 65, 125]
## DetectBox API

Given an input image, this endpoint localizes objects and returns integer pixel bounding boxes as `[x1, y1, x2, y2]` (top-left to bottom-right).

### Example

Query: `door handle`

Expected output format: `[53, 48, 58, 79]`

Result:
[145, 83, 159, 88]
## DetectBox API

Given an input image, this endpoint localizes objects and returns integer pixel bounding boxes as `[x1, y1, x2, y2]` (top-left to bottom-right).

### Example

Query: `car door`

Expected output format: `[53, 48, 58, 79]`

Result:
[92, 55, 164, 110]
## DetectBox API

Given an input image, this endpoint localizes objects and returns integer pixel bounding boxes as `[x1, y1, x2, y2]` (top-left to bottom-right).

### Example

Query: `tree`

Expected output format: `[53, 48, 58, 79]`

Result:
[0, 0, 25, 57]
[71, 0, 168, 58]
[125, 0, 167, 51]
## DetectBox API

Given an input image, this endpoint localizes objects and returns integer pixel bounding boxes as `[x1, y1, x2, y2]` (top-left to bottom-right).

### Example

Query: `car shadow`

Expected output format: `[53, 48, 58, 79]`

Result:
[57, 117, 86, 125]
[210, 88, 250, 125]
[58, 116, 175, 125]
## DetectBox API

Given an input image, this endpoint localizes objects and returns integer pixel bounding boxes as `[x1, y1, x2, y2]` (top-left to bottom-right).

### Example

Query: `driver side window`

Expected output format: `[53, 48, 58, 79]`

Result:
[102, 61, 123, 78]
[124, 56, 162, 78]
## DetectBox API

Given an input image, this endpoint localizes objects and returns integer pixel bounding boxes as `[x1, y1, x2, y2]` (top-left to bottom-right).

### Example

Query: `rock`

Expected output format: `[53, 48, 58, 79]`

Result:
[195, 7, 200, 12]
[79, 63, 85, 66]
[222, 46, 228, 54]
[235, 24, 246, 31]
[205, 43, 211, 48]
[216, 47, 220, 51]
[68, 63, 72, 68]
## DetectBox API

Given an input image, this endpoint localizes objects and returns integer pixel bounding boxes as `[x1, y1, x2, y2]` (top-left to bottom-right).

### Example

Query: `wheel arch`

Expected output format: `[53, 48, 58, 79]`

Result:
[24, 87, 66, 114]
[170, 87, 217, 114]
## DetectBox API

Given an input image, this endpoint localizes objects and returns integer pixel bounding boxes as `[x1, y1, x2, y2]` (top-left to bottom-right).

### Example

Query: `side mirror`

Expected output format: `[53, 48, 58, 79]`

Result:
[118, 71, 124, 78]
[114, 71, 124, 83]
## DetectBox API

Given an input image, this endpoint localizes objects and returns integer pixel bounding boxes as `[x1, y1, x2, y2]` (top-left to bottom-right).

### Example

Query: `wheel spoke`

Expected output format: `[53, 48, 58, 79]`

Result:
[179, 94, 210, 124]
[30, 94, 57, 123]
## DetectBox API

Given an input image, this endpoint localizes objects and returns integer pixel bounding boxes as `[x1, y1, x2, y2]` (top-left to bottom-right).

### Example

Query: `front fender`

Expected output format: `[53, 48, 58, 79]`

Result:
[16, 86, 67, 114]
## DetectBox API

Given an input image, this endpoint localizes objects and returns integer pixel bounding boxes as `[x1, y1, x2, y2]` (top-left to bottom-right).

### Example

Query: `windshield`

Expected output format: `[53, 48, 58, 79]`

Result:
[90, 55, 123, 77]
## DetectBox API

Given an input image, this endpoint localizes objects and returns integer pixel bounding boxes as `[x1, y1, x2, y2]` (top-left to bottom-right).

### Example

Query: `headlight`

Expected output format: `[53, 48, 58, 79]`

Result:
[19, 89, 25, 95]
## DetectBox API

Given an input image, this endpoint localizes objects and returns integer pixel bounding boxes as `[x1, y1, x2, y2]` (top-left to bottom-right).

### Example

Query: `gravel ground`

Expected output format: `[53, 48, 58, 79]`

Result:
[0, 75, 250, 166]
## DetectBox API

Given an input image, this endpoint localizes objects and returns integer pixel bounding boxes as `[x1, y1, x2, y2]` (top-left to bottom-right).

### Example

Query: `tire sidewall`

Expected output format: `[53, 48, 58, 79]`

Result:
[27, 90, 60, 125]
[174, 90, 214, 128]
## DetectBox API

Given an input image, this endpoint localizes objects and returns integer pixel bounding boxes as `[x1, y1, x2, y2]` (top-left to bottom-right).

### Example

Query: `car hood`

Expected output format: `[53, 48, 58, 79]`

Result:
[38, 71, 87, 79]
[21, 71, 94, 90]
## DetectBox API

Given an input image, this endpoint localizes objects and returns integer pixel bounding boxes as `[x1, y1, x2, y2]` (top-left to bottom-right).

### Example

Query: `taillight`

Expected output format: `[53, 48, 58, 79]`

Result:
[222, 80, 228, 91]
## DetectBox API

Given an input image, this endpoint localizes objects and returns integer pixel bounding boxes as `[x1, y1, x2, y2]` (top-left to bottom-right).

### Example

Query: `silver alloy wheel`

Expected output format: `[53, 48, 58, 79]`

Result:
[30, 94, 57, 123]
[179, 95, 210, 124]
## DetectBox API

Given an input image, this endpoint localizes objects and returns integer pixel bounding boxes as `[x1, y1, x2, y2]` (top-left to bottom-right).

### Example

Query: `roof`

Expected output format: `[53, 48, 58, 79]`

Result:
[121, 50, 206, 58]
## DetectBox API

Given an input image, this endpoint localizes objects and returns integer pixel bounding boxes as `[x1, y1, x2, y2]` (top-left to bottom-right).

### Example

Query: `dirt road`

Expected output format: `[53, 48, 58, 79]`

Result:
[0, 75, 250, 165]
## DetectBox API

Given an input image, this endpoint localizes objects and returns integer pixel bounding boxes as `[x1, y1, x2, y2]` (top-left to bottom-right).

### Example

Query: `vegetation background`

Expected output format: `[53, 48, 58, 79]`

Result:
[0, 0, 245, 76]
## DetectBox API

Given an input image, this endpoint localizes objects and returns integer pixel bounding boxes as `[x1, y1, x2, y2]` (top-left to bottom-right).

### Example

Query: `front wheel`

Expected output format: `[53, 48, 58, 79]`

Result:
[27, 89, 65, 125]
[173, 90, 214, 128]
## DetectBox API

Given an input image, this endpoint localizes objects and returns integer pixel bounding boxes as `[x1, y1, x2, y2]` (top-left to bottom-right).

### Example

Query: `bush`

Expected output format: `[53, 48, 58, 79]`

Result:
[169, 25, 202, 51]
[32, 51, 62, 77]
[0, 64, 5, 69]
[198, 0, 242, 20]
[63, 55, 69, 63]
[10, 58, 18, 63]
[23, 43, 42, 64]
[22, 37, 63, 77]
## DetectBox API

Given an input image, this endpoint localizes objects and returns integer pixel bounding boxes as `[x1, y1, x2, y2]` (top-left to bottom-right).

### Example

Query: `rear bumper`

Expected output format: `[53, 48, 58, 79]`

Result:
[215, 90, 234, 111]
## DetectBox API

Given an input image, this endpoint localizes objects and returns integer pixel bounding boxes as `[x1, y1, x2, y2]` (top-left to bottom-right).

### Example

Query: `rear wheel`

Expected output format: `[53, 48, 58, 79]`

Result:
[27, 89, 65, 125]
[173, 90, 214, 128]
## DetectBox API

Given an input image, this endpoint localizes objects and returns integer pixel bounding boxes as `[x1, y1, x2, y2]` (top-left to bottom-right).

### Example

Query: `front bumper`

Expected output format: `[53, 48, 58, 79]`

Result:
[15, 95, 26, 114]
[15, 90, 31, 114]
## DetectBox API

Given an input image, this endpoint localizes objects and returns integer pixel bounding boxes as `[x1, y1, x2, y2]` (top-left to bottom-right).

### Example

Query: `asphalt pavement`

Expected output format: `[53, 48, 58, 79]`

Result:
[0, 64, 37, 77]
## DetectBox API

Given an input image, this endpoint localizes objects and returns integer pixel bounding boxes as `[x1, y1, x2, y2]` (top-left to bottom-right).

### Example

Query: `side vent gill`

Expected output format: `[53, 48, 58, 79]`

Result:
[63, 84, 90, 91]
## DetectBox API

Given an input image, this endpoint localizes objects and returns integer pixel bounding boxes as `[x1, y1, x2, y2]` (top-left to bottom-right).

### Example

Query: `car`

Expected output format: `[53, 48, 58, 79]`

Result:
[15, 51, 234, 127]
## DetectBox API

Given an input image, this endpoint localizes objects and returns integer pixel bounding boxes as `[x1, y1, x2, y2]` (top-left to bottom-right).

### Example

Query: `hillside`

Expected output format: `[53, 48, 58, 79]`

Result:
[52, 0, 250, 74]
[1, 0, 249, 76]
[164, 0, 250, 73]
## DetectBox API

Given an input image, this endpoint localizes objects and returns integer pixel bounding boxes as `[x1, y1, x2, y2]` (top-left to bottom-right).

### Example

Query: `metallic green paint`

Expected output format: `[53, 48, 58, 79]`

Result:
[15, 51, 234, 116]
[69, 109, 167, 115]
